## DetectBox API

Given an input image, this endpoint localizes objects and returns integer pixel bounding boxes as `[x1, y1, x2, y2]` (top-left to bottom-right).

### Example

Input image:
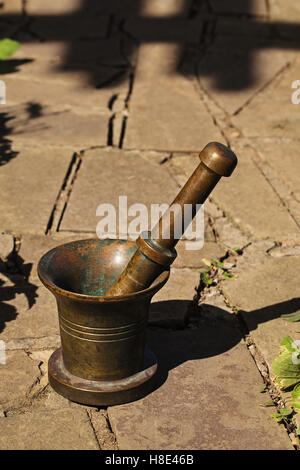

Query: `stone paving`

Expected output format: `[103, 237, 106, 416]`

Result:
[0, 0, 299, 450]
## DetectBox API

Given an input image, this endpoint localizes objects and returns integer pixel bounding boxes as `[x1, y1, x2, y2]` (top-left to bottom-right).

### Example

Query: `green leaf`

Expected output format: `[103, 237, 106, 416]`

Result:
[270, 413, 283, 423]
[272, 353, 300, 378]
[272, 345, 300, 391]
[261, 400, 275, 407]
[200, 272, 213, 286]
[221, 244, 242, 255]
[280, 336, 299, 353]
[259, 386, 267, 393]
[0, 38, 20, 60]
[202, 259, 212, 267]
[292, 384, 300, 412]
[281, 311, 300, 323]
[211, 258, 225, 269]
[222, 271, 236, 280]
[276, 377, 300, 390]
[278, 407, 293, 417]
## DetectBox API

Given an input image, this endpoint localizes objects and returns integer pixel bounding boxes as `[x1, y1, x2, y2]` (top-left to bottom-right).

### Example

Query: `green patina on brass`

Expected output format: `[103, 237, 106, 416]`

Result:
[38, 238, 169, 406]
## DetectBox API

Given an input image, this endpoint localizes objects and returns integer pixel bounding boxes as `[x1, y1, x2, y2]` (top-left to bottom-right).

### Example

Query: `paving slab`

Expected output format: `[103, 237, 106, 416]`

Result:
[208, 142, 298, 239]
[232, 58, 300, 140]
[0, 350, 40, 411]
[198, 45, 294, 115]
[173, 241, 227, 269]
[30, 14, 109, 40]
[59, 148, 180, 234]
[2, 75, 128, 111]
[0, 20, 16, 40]
[0, 145, 73, 233]
[1, 0, 23, 14]
[0, 233, 14, 260]
[109, 325, 293, 450]
[210, 0, 268, 16]
[167, 153, 200, 181]
[215, 18, 272, 38]
[252, 139, 300, 226]
[2, 37, 130, 116]
[270, 0, 300, 22]
[0, 235, 63, 347]
[140, 0, 193, 17]
[213, 216, 251, 248]
[27, 0, 140, 16]
[124, 42, 224, 152]
[253, 139, 300, 199]
[2, 104, 109, 148]
[0, 274, 59, 347]
[9, 37, 132, 90]
[26, 0, 82, 15]
[222, 244, 300, 371]
[123, 14, 201, 44]
[0, 409, 99, 450]
[149, 268, 199, 328]
[13, 36, 133, 69]
[42, 385, 75, 411]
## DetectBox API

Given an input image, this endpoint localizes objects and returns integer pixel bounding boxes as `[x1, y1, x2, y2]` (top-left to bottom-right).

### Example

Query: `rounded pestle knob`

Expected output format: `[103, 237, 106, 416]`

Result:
[200, 142, 237, 177]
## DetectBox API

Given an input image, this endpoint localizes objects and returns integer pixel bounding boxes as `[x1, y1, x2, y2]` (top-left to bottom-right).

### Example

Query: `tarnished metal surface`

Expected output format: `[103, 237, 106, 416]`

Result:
[106, 142, 238, 297]
[38, 238, 169, 405]
[48, 348, 158, 406]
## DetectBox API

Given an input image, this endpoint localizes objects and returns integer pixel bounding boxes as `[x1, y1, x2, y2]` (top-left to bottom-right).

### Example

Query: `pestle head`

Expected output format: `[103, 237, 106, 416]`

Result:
[200, 142, 237, 177]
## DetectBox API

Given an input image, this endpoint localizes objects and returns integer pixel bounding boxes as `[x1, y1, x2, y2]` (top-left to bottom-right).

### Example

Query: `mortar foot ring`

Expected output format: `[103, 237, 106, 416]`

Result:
[48, 347, 158, 406]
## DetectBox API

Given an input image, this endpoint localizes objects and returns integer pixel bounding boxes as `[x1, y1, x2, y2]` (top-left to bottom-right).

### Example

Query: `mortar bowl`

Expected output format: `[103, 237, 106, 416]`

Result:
[38, 238, 169, 406]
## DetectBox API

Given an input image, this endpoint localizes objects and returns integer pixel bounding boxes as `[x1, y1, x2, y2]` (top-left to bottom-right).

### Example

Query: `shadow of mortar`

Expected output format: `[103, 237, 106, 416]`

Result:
[146, 297, 300, 394]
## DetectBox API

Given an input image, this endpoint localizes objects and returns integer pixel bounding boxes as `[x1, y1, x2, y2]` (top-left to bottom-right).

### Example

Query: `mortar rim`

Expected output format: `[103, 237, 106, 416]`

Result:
[37, 238, 170, 303]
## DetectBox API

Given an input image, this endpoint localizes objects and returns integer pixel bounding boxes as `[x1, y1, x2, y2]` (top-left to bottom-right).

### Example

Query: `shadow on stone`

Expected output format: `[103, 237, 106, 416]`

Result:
[147, 297, 300, 394]
[0, 112, 18, 167]
[25, 101, 43, 119]
[1, 0, 300, 91]
[0, 59, 33, 75]
[0, 251, 38, 334]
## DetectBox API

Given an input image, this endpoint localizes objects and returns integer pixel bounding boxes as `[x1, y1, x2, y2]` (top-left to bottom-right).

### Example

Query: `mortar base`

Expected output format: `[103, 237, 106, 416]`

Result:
[48, 348, 158, 406]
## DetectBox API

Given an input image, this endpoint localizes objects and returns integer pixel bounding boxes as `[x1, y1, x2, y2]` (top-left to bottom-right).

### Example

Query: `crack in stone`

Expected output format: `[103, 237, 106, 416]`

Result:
[246, 340, 298, 448]
[45, 151, 83, 235]
[88, 408, 118, 450]
[106, 70, 135, 148]
[209, 247, 299, 448]
[233, 61, 293, 116]
[193, 77, 232, 145]
[86, 410, 102, 450]
[249, 145, 300, 229]
[160, 153, 173, 165]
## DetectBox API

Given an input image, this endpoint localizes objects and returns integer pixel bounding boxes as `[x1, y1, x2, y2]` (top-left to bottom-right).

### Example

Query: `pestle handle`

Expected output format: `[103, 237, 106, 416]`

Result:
[104, 142, 237, 297]
[151, 142, 237, 251]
